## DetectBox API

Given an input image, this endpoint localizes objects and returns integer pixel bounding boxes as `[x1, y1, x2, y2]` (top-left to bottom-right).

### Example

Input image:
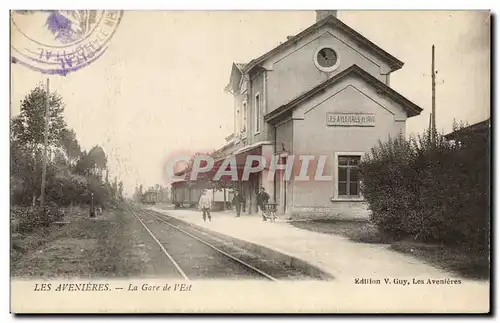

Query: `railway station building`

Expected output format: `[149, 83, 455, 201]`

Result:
[200, 11, 423, 219]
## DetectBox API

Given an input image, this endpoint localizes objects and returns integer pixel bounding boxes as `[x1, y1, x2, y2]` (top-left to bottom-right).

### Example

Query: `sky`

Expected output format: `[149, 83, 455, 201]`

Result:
[10, 10, 490, 196]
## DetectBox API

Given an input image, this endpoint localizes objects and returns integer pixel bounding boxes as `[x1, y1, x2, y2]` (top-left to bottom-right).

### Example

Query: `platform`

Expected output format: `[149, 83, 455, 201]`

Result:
[149, 207, 488, 286]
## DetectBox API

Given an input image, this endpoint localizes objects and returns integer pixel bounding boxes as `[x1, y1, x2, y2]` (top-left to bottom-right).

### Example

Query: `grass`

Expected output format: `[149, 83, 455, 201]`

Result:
[289, 218, 490, 280]
[390, 241, 490, 280]
[290, 218, 394, 244]
[11, 205, 146, 278]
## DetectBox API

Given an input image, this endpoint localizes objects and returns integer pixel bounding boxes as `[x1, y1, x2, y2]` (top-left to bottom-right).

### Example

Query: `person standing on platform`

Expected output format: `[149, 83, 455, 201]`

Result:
[257, 187, 270, 221]
[198, 190, 213, 222]
[232, 191, 244, 217]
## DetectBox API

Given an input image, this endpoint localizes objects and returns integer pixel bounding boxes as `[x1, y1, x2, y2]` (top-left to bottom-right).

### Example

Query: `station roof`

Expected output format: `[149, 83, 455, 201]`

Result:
[443, 118, 490, 140]
[264, 64, 423, 123]
[242, 14, 404, 75]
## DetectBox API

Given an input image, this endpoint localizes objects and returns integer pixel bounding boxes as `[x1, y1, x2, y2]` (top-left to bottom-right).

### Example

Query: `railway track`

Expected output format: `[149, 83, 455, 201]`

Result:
[128, 204, 279, 281]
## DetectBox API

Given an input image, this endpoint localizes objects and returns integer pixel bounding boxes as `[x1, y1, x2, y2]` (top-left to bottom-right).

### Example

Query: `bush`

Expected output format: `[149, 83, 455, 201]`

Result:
[11, 206, 43, 233]
[11, 203, 64, 233]
[45, 201, 63, 222]
[360, 123, 489, 251]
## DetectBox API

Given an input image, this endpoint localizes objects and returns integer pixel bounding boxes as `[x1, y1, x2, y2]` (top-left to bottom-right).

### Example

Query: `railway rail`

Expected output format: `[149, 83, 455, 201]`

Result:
[128, 204, 279, 281]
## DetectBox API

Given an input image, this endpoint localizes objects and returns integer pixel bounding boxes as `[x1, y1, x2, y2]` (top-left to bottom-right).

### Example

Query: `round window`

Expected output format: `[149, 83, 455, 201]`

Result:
[315, 48, 338, 70]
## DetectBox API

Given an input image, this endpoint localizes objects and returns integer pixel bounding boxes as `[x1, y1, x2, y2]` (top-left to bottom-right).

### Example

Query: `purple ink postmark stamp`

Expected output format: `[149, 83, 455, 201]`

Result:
[11, 10, 123, 76]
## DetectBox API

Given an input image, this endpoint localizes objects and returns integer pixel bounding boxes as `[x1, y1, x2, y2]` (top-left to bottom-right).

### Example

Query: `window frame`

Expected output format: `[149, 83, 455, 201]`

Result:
[241, 100, 248, 139]
[254, 92, 261, 135]
[333, 152, 364, 201]
[235, 107, 241, 136]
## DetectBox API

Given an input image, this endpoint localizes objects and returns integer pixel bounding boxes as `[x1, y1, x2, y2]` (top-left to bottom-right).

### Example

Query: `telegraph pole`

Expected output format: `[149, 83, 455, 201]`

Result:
[431, 45, 436, 139]
[39, 77, 50, 209]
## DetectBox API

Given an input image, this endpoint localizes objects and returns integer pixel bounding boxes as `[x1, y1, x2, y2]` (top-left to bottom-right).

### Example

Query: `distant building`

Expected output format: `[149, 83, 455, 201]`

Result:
[142, 190, 157, 204]
[215, 11, 424, 219]
[443, 118, 490, 142]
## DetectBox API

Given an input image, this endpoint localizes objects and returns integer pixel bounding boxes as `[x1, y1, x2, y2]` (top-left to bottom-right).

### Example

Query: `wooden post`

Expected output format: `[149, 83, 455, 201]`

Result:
[90, 192, 95, 217]
[223, 187, 227, 211]
[39, 78, 50, 209]
[431, 45, 436, 139]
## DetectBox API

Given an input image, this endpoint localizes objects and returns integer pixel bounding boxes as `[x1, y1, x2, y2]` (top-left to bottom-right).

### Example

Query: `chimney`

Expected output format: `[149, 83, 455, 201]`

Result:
[316, 10, 337, 22]
[286, 35, 294, 40]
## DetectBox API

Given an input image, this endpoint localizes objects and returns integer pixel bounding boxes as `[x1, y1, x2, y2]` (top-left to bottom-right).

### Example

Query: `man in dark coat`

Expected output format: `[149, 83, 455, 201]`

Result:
[257, 187, 270, 221]
[232, 191, 244, 217]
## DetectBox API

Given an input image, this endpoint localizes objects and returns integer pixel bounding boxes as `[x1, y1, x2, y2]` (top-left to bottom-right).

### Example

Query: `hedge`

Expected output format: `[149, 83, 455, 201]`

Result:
[359, 123, 489, 251]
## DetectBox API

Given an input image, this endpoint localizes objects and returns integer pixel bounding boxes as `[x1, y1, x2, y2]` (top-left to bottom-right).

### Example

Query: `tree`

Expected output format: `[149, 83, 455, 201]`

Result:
[118, 181, 124, 200]
[58, 128, 81, 165]
[74, 151, 94, 176]
[13, 84, 67, 151]
[112, 177, 118, 198]
[87, 145, 107, 179]
[133, 185, 139, 201]
[11, 85, 67, 205]
[75, 146, 108, 178]
[10, 137, 38, 205]
[10, 84, 129, 227]
[88, 145, 107, 170]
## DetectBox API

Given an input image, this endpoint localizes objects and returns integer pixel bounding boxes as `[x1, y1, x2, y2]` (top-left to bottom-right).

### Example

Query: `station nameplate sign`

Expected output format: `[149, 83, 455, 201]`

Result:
[326, 113, 375, 127]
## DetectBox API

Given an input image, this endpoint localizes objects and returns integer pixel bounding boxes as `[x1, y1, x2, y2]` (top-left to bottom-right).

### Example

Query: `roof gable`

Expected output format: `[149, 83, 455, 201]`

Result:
[224, 62, 247, 94]
[243, 15, 403, 75]
[264, 64, 422, 123]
